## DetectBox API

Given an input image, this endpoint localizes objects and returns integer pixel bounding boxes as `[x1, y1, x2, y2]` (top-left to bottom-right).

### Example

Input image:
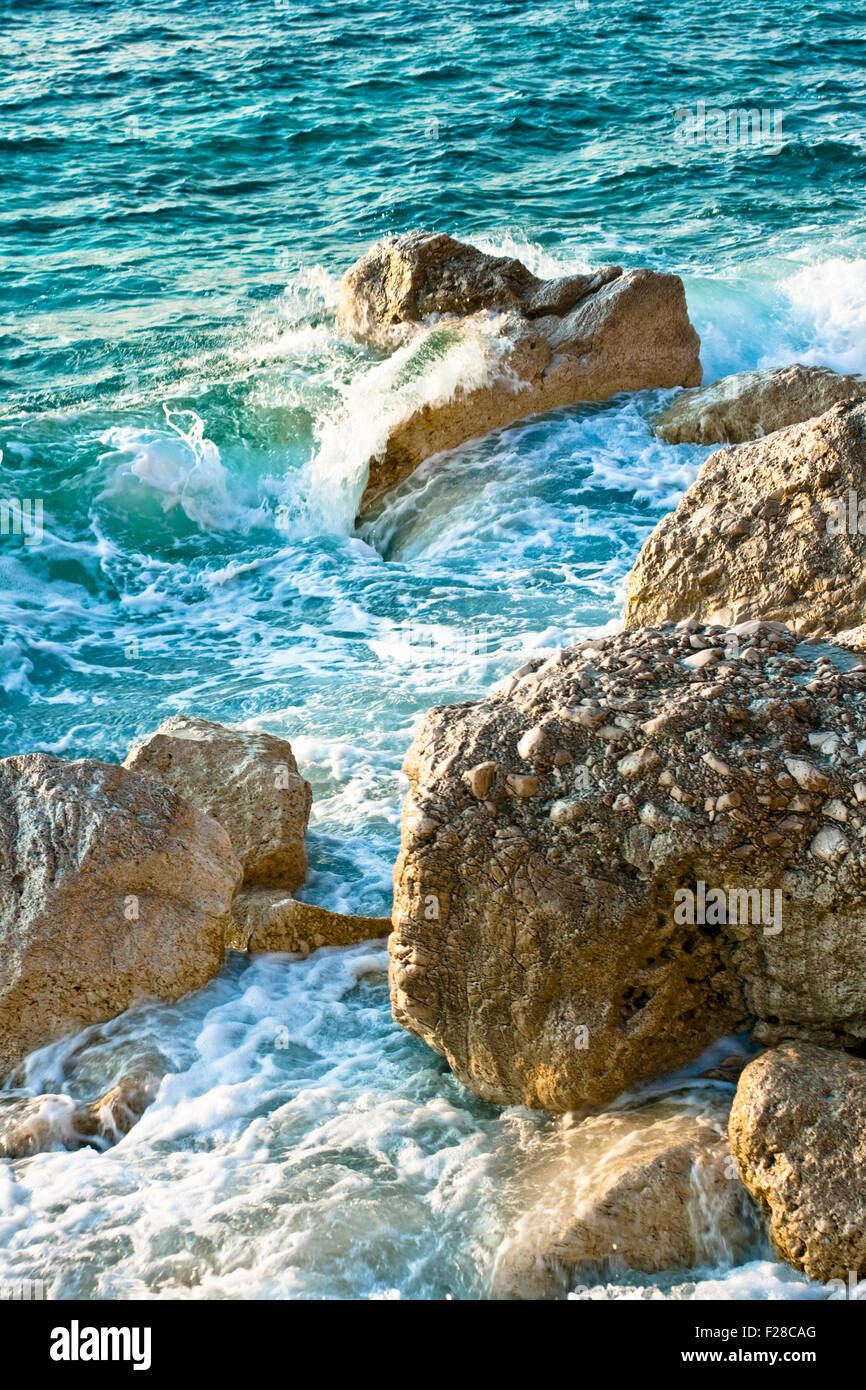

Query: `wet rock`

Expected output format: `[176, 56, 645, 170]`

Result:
[654, 364, 866, 445]
[0, 754, 241, 1075]
[390, 623, 866, 1111]
[494, 1099, 758, 1297]
[729, 1041, 866, 1282]
[0, 1071, 160, 1159]
[124, 716, 312, 891]
[338, 232, 701, 517]
[228, 888, 390, 954]
[625, 400, 866, 635]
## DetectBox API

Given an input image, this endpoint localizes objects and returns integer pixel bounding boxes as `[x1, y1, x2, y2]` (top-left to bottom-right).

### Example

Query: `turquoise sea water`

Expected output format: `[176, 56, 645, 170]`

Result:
[1, 0, 866, 1298]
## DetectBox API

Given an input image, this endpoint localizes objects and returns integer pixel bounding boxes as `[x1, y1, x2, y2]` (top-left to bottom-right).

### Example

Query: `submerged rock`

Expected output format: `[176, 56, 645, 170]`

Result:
[0, 754, 241, 1076]
[494, 1100, 757, 1297]
[729, 1042, 866, 1283]
[390, 623, 866, 1112]
[338, 232, 702, 517]
[625, 400, 866, 635]
[0, 1071, 160, 1159]
[228, 888, 390, 953]
[653, 364, 866, 445]
[124, 716, 312, 891]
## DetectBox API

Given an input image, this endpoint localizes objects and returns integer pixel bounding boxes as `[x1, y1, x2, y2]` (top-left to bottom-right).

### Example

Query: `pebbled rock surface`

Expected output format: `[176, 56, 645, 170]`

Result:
[390, 622, 866, 1111]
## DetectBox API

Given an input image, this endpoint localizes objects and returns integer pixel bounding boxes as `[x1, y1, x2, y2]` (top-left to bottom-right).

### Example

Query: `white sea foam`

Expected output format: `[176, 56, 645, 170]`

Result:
[306, 314, 515, 532]
[99, 408, 271, 532]
[6, 235, 866, 1302]
[780, 258, 866, 374]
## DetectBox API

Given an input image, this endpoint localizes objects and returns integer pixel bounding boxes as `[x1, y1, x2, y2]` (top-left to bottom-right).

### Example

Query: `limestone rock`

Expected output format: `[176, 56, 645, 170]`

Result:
[729, 1042, 866, 1282]
[494, 1100, 757, 1296]
[228, 887, 390, 953]
[625, 400, 866, 635]
[654, 364, 866, 445]
[338, 230, 623, 346]
[124, 716, 312, 891]
[0, 753, 241, 1075]
[338, 232, 701, 517]
[390, 623, 866, 1112]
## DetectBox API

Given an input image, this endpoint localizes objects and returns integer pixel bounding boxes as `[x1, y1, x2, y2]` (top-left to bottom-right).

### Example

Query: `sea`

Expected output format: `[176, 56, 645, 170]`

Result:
[1, 0, 865, 1298]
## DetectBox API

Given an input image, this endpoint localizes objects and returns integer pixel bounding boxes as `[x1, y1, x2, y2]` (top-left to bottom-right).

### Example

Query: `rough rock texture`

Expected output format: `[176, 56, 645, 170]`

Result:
[0, 1072, 159, 1158]
[654, 364, 866, 445]
[494, 1100, 756, 1296]
[124, 716, 312, 891]
[0, 754, 241, 1075]
[625, 401, 866, 635]
[338, 232, 702, 517]
[390, 622, 866, 1111]
[338, 231, 623, 346]
[228, 887, 391, 953]
[730, 1042, 866, 1282]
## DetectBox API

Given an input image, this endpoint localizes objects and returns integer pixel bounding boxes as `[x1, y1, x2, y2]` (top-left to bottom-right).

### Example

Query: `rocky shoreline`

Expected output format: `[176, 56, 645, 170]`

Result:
[4, 233, 866, 1294]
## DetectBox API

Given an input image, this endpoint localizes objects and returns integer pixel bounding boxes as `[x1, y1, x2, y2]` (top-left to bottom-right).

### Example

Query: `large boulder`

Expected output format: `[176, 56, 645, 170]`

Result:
[494, 1100, 757, 1296]
[653, 364, 866, 445]
[729, 1042, 866, 1282]
[228, 887, 390, 953]
[124, 716, 312, 891]
[390, 622, 866, 1112]
[338, 232, 702, 517]
[0, 754, 241, 1076]
[625, 400, 866, 635]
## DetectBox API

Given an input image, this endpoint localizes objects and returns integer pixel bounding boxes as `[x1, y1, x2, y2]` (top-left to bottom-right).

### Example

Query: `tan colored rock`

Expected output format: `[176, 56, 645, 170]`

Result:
[228, 887, 390, 954]
[625, 401, 866, 635]
[124, 716, 312, 891]
[337, 232, 701, 518]
[494, 1100, 757, 1296]
[0, 1071, 159, 1158]
[0, 754, 241, 1076]
[390, 623, 866, 1112]
[729, 1042, 866, 1282]
[654, 364, 866, 445]
[87, 1072, 160, 1143]
[337, 231, 622, 347]
[0, 1093, 83, 1158]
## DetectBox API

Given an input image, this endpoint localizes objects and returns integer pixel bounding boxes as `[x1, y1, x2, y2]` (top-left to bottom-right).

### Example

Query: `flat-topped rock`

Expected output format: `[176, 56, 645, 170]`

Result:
[654, 363, 866, 445]
[228, 888, 390, 953]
